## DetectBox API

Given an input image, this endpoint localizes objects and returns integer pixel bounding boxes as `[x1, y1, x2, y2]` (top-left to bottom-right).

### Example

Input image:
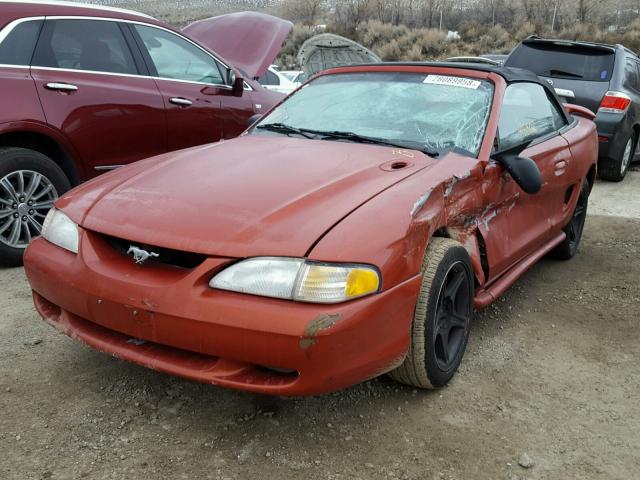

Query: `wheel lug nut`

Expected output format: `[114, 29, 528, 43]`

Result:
[29, 209, 34, 215]
[19, 197, 25, 202]
[27, 201, 33, 206]
[12, 203, 18, 209]
[13, 213, 19, 218]
[22, 215, 27, 221]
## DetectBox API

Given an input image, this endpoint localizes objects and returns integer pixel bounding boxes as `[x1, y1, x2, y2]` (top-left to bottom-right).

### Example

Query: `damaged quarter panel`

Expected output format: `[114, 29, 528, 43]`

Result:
[308, 151, 487, 290]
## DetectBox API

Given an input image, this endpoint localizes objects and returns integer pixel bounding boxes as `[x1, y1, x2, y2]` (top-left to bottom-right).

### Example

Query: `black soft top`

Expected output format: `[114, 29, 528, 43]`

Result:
[337, 61, 572, 123]
[352, 61, 548, 85]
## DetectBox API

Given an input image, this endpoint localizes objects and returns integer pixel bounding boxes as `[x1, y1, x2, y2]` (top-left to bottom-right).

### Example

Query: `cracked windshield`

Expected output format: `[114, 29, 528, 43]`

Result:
[253, 72, 494, 156]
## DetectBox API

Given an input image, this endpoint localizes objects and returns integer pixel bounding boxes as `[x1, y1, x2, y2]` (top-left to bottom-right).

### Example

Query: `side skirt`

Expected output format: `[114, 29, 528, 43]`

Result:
[473, 232, 566, 309]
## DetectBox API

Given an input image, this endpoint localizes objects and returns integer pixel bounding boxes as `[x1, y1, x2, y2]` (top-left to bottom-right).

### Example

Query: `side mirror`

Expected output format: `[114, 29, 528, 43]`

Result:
[232, 75, 244, 97]
[247, 113, 262, 126]
[492, 146, 542, 194]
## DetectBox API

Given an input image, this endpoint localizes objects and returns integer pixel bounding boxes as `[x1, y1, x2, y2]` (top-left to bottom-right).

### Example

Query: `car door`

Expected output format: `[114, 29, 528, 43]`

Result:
[129, 23, 230, 151]
[480, 82, 572, 278]
[30, 18, 167, 178]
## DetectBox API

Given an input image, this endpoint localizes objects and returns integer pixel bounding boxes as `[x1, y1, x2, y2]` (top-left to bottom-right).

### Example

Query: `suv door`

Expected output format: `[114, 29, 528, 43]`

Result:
[130, 24, 232, 150]
[480, 82, 572, 278]
[30, 18, 167, 178]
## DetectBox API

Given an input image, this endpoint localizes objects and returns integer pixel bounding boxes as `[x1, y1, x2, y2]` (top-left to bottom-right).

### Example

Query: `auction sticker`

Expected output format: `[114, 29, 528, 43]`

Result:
[424, 75, 481, 89]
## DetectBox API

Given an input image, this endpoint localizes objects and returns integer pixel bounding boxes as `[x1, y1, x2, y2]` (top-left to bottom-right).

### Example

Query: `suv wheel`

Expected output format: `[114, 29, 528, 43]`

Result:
[0, 148, 71, 267]
[599, 132, 635, 182]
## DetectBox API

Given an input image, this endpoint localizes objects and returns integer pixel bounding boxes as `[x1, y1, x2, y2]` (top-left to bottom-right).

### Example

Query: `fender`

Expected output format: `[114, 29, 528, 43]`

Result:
[0, 120, 85, 182]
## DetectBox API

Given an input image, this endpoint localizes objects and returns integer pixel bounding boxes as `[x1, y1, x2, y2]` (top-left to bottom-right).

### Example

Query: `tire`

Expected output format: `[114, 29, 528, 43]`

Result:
[0, 147, 70, 267]
[599, 132, 635, 182]
[549, 178, 590, 261]
[389, 237, 474, 389]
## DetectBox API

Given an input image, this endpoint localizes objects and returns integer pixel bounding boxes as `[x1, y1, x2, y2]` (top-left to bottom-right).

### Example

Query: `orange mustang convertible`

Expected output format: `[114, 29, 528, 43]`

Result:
[24, 63, 597, 396]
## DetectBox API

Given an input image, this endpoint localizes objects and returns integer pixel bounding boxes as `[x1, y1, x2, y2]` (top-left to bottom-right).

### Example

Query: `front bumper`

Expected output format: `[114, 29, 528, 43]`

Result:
[24, 232, 421, 396]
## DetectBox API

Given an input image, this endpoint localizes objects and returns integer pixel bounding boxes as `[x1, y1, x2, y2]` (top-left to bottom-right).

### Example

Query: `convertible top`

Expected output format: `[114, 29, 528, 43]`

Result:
[333, 61, 572, 123]
[350, 61, 547, 84]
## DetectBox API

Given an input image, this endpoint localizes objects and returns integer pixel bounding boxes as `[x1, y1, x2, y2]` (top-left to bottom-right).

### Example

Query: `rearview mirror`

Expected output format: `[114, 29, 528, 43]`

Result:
[492, 146, 542, 194]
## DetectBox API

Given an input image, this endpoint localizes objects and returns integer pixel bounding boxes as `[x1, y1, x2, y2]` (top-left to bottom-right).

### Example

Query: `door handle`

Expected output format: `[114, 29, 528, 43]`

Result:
[45, 82, 78, 92]
[169, 97, 193, 106]
[554, 159, 569, 176]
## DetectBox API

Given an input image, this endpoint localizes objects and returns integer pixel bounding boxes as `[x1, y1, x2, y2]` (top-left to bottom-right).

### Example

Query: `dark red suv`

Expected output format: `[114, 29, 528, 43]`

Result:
[0, 1, 290, 266]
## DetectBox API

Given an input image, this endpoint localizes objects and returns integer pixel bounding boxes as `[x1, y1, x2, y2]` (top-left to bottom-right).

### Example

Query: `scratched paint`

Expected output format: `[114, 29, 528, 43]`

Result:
[299, 313, 342, 350]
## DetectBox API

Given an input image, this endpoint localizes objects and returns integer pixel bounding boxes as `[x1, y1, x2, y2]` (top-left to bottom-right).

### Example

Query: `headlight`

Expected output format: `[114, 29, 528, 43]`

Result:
[41, 208, 79, 254]
[210, 257, 380, 303]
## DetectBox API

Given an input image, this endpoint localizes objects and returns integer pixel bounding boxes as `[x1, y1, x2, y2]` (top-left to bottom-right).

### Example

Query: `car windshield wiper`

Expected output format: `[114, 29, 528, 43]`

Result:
[255, 123, 316, 139]
[303, 129, 440, 157]
[548, 69, 583, 79]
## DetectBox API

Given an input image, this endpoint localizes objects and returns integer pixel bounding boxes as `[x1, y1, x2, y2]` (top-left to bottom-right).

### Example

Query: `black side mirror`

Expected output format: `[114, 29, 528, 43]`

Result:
[232, 75, 244, 97]
[247, 113, 262, 126]
[492, 145, 542, 194]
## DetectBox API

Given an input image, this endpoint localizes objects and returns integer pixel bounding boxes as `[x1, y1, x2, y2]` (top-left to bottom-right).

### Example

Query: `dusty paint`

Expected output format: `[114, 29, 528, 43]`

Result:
[299, 313, 342, 350]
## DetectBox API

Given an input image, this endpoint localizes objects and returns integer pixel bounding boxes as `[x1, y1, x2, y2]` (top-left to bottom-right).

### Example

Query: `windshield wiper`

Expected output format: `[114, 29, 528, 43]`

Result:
[548, 69, 583, 79]
[305, 129, 440, 157]
[255, 123, 316, 139]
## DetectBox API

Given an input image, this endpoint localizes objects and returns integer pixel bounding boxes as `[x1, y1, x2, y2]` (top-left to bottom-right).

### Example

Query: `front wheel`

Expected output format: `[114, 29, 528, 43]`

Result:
[0, 147, 70, 267]
[389, 238, 474, 389]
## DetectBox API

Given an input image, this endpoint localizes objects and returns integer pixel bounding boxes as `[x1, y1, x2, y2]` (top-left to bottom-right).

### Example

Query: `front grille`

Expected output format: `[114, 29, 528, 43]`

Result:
[101, 234, 207, 269]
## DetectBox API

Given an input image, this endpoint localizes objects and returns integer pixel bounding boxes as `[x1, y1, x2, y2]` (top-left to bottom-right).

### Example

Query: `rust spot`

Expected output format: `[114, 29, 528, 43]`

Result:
[299, 313, 342, 350]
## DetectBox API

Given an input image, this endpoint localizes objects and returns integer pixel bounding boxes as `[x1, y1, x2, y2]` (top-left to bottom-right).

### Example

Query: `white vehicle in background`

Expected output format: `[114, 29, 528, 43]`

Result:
[281, 70, 308, 86]
[257, 66, 297, 94]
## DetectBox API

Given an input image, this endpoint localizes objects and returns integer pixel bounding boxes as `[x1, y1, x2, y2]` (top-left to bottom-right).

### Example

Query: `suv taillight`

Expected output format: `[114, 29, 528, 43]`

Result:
[598, 91, 631, 113]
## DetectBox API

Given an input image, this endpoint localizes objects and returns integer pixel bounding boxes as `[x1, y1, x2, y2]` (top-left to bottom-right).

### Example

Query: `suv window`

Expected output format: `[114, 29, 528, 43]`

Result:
[624, 59, 640, 91]
[259, 69, 280, 86]
[0, 19, 43, 66]
[134, 25, 224, 85]
[32, 19, 137, 75]
[506, 42, 615, 82]
[498, 83, 566, 150]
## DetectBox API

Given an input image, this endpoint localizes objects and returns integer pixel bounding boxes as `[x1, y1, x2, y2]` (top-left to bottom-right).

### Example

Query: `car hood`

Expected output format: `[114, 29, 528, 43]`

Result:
[183, 12, 293, 80]
[297, 33, 381, 75]
[59, 136, 435, 258]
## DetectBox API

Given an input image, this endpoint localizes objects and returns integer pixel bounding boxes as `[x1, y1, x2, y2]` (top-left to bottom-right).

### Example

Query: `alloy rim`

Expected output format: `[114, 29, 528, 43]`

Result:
[621, 138, 633, 175]
[0, 170, 57, 249]
[433, 261, 471, 371]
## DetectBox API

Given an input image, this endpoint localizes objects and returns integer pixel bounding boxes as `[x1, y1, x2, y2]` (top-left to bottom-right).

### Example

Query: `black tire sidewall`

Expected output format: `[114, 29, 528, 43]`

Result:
[0, 148, 71, 267]
[423, 246, 474, 386]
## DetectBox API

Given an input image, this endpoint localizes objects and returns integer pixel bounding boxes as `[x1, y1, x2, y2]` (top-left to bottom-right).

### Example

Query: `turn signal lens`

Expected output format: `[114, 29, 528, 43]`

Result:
[295, 264, 380, 302]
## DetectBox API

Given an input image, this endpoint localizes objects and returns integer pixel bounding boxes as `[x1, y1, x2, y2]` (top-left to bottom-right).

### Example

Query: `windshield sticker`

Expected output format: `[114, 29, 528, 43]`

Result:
[424, 75, 481, 89]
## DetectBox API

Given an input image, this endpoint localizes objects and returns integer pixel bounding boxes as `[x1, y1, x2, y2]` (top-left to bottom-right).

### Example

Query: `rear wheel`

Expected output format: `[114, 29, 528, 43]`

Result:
[549, 178, 589, 260]
[0, 148, 70, 267]
[599, 133, 635, 182]
[389, 238, 474, 389]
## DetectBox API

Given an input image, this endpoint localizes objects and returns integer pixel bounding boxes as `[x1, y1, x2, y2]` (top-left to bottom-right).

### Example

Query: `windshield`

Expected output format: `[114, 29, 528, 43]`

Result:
[252, 72, 494, 156]
[506, 43, 615, 82]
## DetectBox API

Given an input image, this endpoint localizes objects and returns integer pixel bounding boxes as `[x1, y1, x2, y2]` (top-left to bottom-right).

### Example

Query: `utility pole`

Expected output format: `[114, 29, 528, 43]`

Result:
[439, 9, 443, 30]
[551, 0, 558, 32]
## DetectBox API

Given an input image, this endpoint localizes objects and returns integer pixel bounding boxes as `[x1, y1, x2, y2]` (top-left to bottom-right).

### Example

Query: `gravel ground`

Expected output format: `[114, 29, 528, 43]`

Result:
[1, 175, 639, 480]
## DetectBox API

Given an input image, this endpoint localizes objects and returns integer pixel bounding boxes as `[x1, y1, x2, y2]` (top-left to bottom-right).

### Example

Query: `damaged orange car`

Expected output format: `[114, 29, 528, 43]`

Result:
[24, 63, 598, 396]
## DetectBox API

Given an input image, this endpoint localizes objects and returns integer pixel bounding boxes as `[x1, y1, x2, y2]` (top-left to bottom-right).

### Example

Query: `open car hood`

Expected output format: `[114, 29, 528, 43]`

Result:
[183, 12, 293, 80]
[297, 33, 381, 75]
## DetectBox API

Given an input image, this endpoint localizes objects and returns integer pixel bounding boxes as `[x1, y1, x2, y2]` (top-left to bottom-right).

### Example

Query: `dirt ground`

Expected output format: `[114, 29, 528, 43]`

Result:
[1, 174, 639, 480]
